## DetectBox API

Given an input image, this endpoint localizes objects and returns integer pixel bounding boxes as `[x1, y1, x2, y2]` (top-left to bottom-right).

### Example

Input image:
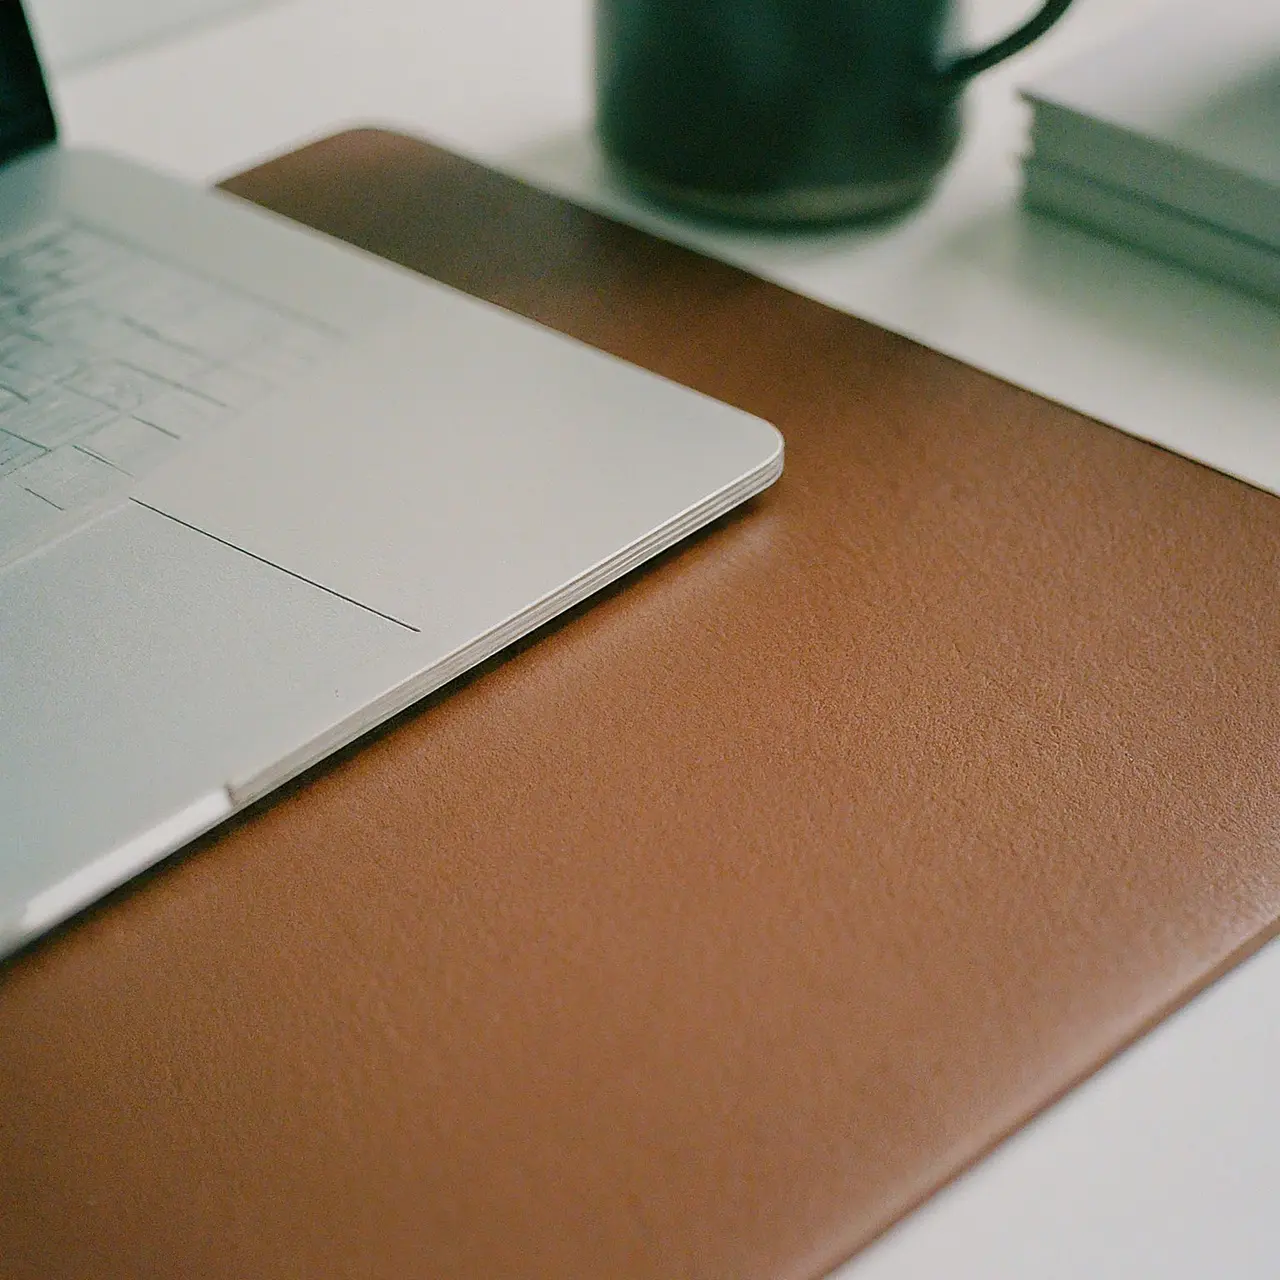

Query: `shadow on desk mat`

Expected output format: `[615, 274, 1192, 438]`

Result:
[4, 129, 1280, 1280]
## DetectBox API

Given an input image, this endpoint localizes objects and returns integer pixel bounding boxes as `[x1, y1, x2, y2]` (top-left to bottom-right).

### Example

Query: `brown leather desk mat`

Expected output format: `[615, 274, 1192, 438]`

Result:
[5, 129, 1280, 1279]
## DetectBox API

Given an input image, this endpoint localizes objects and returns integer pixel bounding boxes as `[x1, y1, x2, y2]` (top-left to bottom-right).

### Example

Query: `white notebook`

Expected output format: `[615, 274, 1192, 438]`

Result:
[1023, 159, 1280, 306]
[1021, 0, 1280, 252]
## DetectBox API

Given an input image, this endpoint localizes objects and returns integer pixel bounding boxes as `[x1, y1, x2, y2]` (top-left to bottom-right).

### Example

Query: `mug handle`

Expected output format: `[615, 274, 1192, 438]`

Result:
[939, 0, 1076, 84]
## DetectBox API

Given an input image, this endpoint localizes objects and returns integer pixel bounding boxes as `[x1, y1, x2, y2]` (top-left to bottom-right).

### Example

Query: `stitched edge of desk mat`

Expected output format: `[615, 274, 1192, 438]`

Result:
[3, 129, 1280, 1280]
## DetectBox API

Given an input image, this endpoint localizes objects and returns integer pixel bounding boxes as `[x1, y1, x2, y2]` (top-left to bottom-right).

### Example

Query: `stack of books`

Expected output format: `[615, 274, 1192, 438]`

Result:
[1020, 0, 1280, 305]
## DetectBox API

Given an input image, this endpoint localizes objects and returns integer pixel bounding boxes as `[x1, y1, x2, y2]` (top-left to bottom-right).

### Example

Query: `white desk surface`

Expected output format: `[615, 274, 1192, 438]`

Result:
[55, 1, 1280, 1275]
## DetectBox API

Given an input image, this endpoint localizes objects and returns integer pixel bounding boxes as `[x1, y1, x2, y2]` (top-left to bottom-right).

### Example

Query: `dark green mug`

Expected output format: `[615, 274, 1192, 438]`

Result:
[596, 0, 1075, 223]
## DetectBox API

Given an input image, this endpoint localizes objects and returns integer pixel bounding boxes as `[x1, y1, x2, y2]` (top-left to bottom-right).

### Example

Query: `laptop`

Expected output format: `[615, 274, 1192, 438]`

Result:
[0, 1, 782, 957]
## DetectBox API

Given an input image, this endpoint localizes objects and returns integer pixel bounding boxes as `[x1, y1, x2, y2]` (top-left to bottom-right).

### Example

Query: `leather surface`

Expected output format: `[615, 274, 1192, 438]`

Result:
[5, 129, 1280, 1280]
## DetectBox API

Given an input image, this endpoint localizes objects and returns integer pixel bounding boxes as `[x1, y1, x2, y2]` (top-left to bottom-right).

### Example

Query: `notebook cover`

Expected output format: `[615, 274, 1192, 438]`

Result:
[1021, 0, 1280, 249]
[5, 129, 1280, 1280]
